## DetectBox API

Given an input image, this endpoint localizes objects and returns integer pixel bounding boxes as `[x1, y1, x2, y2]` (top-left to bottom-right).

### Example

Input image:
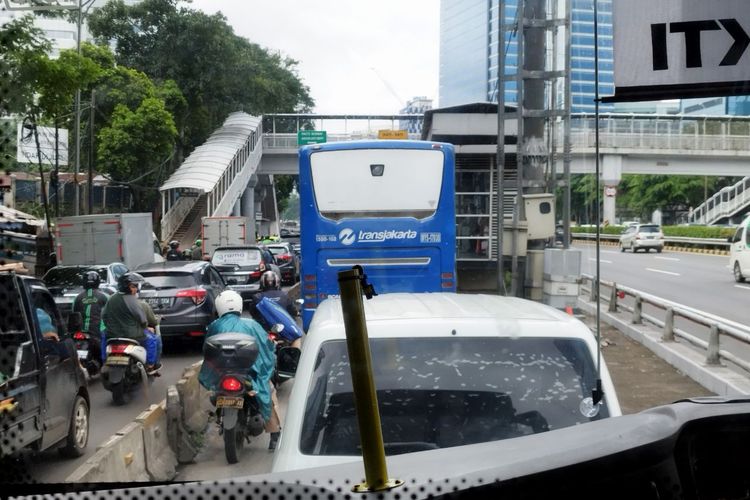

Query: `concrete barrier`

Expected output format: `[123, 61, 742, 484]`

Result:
[166, 361, 210, 464]
[136, 403, 177, 480]
[66, 422, 150, 483]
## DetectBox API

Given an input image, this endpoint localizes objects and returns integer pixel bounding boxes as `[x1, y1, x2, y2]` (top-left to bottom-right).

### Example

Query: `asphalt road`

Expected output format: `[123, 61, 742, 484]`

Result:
[8, 344, 202, 484]
[577, 243, 750, 328]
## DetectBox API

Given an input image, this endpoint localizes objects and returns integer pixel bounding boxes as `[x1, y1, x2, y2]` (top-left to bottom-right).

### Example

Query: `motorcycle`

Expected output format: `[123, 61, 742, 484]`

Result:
[253, 297, 303, 386]
[101, 330, 160, 405]
[203, 332, 267, 464]
[72, 330, 102, 378]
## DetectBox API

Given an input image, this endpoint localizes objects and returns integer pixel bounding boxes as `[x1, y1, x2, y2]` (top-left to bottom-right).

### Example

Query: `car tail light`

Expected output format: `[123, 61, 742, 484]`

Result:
[108, 344, 129, 355]
[276, 253, 291, 262]
[176, 288, 207, 305]
[73, 331, 86, 340]
[220, 376, 243, 392]
[188, 331, 205, 337]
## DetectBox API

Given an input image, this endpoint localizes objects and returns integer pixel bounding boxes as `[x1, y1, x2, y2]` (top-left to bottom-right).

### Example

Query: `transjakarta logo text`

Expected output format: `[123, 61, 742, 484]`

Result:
[338, 228, 417, 245]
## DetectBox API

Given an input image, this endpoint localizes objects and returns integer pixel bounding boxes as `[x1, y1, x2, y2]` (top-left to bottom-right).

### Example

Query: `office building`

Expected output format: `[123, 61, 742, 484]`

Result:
[439, 0, 614, 113]
[399, 97, 433, 134]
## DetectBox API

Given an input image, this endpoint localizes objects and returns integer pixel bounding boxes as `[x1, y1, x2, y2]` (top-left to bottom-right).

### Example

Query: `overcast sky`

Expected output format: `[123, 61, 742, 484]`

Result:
[190, 1, 440, 115]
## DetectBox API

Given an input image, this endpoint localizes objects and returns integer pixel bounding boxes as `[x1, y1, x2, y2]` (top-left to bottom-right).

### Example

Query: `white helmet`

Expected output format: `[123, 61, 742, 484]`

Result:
[215, 290, 243, 317]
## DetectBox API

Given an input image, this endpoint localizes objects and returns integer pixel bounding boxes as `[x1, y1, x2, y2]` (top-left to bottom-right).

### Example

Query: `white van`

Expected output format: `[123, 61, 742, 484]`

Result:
[272, 293, 621, 473]
[729, 215, 750, 282]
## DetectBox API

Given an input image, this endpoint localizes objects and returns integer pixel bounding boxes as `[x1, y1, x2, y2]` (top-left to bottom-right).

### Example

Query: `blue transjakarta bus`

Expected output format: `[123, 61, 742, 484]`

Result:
[299, 140, 456, 330]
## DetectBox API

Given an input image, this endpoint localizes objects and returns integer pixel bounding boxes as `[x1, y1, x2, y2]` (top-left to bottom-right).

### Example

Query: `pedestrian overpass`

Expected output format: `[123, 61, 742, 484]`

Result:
[158, 111, 750, 246]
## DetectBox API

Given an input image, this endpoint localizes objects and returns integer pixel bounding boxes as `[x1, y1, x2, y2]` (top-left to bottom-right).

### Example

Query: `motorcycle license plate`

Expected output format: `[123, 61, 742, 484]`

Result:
[77, 349, 89, 359]
[106, 356, 130, 365]
[216, 396, 244, 409]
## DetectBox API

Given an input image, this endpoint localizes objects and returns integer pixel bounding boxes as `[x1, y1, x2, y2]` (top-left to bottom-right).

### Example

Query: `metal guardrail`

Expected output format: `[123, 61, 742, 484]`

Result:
[580, 274, 750, 374]
[572, 232, 730, 248]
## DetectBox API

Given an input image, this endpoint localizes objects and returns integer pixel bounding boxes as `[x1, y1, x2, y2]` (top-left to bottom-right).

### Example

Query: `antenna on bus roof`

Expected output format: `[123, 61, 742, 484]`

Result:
[592, 0, 604, 407]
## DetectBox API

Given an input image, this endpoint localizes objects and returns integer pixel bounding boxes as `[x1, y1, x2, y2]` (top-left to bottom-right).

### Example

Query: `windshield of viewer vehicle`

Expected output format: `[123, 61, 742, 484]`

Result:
[300, 337, 607, 456]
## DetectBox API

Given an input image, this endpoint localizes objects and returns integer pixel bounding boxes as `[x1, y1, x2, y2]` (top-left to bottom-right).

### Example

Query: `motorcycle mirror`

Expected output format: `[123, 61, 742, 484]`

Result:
[67, 312, 82, 333]
[271, 323, 285, 334]
[277, 346, 301, 376]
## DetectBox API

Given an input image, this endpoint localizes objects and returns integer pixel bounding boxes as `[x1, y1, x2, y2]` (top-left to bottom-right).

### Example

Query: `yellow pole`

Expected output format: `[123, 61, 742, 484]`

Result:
[337, 267, 402, 493]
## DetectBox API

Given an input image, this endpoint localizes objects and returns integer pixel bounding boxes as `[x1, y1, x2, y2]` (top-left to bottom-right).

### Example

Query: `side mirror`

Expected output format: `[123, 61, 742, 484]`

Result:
[67, 312, 82, 333]
[277, 346, 301, 377]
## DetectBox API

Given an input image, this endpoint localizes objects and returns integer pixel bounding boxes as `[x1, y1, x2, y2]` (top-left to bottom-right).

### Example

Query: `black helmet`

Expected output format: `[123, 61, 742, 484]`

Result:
[118, 272, 145, 293]
[83, 270, 101, 289]
[169, 240, 179, 249]
[260, 270, 279, 291]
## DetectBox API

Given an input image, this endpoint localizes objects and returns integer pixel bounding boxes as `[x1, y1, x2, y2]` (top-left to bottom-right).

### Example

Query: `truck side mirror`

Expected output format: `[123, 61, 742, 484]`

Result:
[67, 312, 82, 333]
[277, 346, 301, 377]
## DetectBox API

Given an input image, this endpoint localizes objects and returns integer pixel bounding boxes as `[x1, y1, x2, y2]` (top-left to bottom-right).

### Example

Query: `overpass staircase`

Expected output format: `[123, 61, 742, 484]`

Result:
[690, 177, 750, 225]
[169, 195, 207, 247]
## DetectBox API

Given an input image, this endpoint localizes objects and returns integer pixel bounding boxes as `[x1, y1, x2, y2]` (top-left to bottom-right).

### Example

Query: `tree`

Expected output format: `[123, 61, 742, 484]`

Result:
[97, 98, 177, 211]
[88, 0, 314, 158]
[275, 175, 297, 216]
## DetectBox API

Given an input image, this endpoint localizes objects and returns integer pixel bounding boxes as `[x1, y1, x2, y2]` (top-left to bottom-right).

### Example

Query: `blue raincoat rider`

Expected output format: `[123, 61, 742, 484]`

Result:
[198, 290, 282, 449]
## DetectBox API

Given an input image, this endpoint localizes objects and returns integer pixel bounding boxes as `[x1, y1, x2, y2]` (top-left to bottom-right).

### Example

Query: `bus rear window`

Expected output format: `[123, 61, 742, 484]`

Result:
[311, 149, 444, 220]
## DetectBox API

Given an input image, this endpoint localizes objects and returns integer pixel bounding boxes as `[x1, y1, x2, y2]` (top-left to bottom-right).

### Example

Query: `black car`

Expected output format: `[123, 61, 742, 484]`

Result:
[43, 263, 129, 321]
[210, 245, 281, 299]
[0, 273, 90, 461]
[136, 261, 226, 340]
[267, 242, 300, 285]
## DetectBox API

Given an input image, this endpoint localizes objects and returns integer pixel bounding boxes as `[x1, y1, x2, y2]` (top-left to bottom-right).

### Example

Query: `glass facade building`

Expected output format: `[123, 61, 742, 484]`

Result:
[439, 0, 615, 113]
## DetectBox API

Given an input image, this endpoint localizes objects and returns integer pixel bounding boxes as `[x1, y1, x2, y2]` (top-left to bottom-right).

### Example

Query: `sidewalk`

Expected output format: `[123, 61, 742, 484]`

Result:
[581, 314, 714, 414]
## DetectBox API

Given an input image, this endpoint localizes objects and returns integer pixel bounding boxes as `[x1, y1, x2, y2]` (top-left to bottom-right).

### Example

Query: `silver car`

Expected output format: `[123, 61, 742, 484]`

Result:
[619, 224, 664, 253]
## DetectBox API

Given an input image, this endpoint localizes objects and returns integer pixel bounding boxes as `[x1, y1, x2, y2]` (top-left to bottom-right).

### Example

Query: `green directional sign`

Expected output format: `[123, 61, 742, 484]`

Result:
[297, 130, 327, 145]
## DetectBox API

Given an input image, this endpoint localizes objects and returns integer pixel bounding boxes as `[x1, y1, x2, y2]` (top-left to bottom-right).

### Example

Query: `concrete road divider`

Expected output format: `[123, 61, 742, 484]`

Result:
[66, 422, 150, 483]
[137, 403, 177, 480]
[166, 361, 211, 464]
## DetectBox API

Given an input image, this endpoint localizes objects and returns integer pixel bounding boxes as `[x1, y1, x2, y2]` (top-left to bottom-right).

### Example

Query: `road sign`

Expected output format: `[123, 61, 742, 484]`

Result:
[297, 130, 327, 145]
[16, 123, 68, 166]
[377, 129, 408, 139]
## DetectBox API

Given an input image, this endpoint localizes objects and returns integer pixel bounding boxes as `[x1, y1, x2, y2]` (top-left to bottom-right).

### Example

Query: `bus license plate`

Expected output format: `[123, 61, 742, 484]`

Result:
[216, 396, 244, 409]
[106, 356, 130, 365]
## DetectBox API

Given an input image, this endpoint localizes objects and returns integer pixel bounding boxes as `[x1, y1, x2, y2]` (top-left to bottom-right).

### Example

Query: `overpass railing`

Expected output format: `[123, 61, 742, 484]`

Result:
[690, 176, 750, 225]
[565, 114, 750, 153]
[580, 274, 750, 375]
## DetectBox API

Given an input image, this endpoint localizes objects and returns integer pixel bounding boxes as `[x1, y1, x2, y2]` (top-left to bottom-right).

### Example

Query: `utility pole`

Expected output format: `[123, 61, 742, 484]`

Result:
[88, 89, 95, 214]
[73, 0, 82, 215]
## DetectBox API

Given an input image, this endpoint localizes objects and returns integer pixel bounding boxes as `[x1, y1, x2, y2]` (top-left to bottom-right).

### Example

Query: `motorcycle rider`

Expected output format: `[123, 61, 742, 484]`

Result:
[198, 290, 282, 450]
[165, 240, 183, 261]
[72, 270, 108, 368]
[102, 272, 162, 371]
[190, 239, 203, 261]
[248, 271, 301, 349]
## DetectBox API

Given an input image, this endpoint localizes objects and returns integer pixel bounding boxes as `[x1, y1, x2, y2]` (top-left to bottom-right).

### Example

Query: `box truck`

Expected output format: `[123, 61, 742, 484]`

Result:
[201, 216, 249, 259]
[55, 213, 164, 269]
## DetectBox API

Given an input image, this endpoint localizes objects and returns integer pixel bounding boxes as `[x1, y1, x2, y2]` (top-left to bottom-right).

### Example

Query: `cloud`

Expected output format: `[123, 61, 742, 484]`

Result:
[190, 0, 440, 114]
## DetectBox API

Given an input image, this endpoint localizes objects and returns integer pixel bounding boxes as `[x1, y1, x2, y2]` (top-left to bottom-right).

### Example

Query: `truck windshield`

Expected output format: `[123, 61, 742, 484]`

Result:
[300, 337, 608, 456]
[44, 267, 107, 287]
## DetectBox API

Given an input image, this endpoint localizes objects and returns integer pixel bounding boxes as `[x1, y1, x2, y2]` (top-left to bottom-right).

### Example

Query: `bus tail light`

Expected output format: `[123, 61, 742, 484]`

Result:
[441, 272, 454, 280]
[442, 281, 454, 289]
[304, 274, 316, 282]
[304, 283, 316, 290]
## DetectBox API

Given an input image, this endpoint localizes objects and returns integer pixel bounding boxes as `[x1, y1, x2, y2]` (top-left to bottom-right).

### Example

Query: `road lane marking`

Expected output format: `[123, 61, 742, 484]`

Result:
[735, 285, 750, 291]
[654, 256, 680, 262]
[646, 268, 680, 276]
[589, 258, 612, 264]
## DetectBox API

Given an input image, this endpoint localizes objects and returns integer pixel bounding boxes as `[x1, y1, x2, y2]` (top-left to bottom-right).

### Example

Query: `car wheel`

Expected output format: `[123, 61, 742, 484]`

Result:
[60, 395, 89, 457]
[734, 262, 746, 283]
[620, 244, 625, 253]
[656, 247, 663, 253]
[630, 242, 636, 253]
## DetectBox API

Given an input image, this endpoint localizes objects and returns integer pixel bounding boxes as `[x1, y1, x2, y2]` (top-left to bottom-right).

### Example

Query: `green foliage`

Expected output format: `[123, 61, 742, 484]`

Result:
[275, 175, 296, 215]
[88, 0, 314, 156]
[33, 50, 102, 122]
[0, 15, 51, 116]
[97, 98, 177, 210]
[573, 225, 735, 239]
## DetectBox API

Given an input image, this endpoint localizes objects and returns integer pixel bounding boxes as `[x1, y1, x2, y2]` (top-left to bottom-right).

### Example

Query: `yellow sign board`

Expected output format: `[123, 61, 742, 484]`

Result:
[377, 129, 408, 140]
